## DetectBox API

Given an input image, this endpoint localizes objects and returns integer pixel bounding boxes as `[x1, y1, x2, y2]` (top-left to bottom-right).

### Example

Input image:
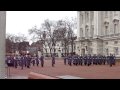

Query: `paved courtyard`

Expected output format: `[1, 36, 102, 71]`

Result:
[7, 58, 120, 79]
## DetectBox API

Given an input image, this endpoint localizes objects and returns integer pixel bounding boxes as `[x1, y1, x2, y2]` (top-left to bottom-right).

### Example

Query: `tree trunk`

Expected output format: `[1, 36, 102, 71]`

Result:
[71, 40, 74, 54]
[49, 48, 52, 57]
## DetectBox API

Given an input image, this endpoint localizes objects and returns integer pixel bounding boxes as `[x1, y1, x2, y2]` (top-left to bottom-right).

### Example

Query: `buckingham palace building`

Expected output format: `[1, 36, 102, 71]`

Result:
[76, 11, 120, 57]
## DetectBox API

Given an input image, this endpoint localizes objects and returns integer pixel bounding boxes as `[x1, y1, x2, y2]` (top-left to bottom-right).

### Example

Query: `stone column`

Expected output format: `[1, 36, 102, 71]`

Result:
[77, 11, 80, 39]
[0, 11, 6, 79]
[94, 11, 99, 38]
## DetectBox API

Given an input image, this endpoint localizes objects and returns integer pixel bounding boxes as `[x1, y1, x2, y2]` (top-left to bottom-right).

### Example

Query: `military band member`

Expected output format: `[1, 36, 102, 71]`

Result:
[20, 55, 24, 70]
[84, 54, 87, 66]
[36, 56, 39, 67]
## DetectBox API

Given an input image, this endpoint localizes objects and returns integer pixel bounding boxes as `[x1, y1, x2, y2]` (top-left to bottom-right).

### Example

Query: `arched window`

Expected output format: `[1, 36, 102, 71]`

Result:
[91, 25, 94, 37]
[106, 48, 109, 55]
[105, 26, 108, 35]
[114, 47, 119, 55]
[114, 24, 117, 34]
[80, 28, 83, 37]
[91, 11, 94, 22]
[85, 11, 89, 23]
[85, 26, 89, 38]
[113, 19, 119, 34]
[87, 12, 89, 22]
[80, 13, 83, 24]
[114, 11, 117, 16]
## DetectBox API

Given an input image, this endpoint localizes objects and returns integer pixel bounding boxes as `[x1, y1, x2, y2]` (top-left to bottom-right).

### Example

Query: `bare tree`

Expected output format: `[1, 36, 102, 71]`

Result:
[6, 33, 28, 54]
[54, 18, 77, 56]
[28, 18, 77, 57]
[29, 26, 48, 55]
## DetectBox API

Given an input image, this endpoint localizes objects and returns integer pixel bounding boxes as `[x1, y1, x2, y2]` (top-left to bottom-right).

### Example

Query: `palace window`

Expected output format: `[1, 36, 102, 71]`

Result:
[91, 11, 94, 22]
[80, 28, 83, 37]
[114, 24, 117, 34]
[105, 26, 108, 35]
[80, 13, 83, 24]
[85, 11, 89, 22]
[105, 42, 108, 45]
[90, 25, 94, 37]
[114, 41, 118, 44]
[105, 11, 108, 18]
[114, 11, 117, 16]
[85, 26, 89, 38]
[106, 48, 109, 55]
[90, 48, 93, 55]
[87, 12, 89, 22]
[114, 47, 119, 55]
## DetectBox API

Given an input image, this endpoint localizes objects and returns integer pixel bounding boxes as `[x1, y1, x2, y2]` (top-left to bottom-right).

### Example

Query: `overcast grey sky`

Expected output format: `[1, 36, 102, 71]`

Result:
[6, 11, 77, 42]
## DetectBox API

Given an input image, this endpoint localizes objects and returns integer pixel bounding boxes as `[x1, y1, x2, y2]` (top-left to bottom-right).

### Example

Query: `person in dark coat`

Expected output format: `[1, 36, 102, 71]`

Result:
[88, 54, 92, 66]
[106, 55, 110, 65]
[73, 54, 76, 65]
[102, 55, 106, 65]
[14, 56, 18, 68]
[113, 54, 116, 65]
[32, 57, 35, 66]
[84, 54, 88, 66]
[92, 54, 95, 65]
[40, 54, 44, 67]
[20, 55, 24, 70]
[79, 55, 83, 66]
[26, 55, 30, 68]
[52, 54, 55, 67]
[36, 56, 39, 67]
[6, 56, 12, 67]
[109, 54, 113, 67]
[24, 55, 27, 67]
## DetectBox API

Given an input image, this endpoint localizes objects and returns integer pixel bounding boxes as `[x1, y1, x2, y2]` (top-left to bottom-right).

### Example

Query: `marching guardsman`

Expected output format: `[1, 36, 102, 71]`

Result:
[99, 55, 103, 65]
[14, 56, 18, 68]
[24, 55, 27, 67]
[97, 55, 99, 65]
[79, 55, 83, 66]
[84, 54, 87, 66]
[78, 55, 80, 65]
[87, 54, 90, 66]
[92, 54, 96, 65]
[112, 54, 116, 65]
[7, 55, 12, 67]
[88, 54, 92, 66]
[20, 55, 24, 70]
[52, 54, 55, 67]
[109, 54, 113, 67]
[97, 54, 100, 65]
[73, 54, 76, 65]
[102, 55, 106, 65]
[11, 55, 14, 67]
[26, 55, 30, 68]
[36, 55, 39, 67]
[40, 54, 44, 67]
[76, 54, 79, 66]
[32, 57, 35, 66]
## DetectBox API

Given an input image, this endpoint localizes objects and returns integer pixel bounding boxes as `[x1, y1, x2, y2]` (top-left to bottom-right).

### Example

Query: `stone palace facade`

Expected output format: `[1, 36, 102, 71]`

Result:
[76, 11, 120, 57]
